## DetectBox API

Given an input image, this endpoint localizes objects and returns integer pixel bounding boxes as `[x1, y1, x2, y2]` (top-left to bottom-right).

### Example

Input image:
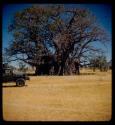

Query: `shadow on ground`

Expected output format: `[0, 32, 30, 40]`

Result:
[2, 85, 28, 88]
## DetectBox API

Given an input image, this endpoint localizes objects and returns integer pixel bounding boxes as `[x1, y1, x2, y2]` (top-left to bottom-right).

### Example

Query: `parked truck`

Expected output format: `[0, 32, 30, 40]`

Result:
[2, 65, 30, 87]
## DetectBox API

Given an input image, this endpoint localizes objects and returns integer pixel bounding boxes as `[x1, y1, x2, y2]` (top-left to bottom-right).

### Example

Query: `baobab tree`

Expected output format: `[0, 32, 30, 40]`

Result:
[4, 5, 109, 75]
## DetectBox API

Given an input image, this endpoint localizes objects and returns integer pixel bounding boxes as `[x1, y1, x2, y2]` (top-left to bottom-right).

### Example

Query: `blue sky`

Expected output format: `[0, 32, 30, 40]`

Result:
[2, 4, 112, 66]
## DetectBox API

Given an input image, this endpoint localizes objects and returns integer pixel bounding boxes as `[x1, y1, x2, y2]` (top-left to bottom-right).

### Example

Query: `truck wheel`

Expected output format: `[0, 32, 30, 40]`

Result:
[16, 79, 25, 87]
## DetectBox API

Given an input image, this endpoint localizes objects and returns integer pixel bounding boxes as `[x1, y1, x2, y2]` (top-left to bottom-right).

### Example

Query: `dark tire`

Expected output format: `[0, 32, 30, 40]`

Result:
[16, 78, 25, 87]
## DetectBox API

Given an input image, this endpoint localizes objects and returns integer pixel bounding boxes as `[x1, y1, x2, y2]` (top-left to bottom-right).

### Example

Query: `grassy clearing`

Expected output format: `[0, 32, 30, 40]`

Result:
[3, 69, 112, 121]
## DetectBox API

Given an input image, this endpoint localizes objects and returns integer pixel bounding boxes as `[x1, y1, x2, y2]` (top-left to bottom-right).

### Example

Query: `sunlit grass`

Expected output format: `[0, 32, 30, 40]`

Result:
[3, 69, 112, 121]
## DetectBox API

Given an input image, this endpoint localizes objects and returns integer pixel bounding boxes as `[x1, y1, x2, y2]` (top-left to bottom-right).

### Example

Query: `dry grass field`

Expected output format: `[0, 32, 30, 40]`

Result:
[2, 69, 112, 121]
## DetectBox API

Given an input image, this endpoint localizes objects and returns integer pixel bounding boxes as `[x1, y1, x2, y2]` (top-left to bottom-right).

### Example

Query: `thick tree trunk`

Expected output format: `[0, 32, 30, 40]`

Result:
[59, 63, 64, 75]
[58, 56, 67, 75]
[35, 65, 39, 75]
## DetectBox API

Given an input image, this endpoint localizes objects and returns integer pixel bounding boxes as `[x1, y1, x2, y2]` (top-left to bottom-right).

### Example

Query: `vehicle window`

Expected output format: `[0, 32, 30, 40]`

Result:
[5, 70, 11, 75]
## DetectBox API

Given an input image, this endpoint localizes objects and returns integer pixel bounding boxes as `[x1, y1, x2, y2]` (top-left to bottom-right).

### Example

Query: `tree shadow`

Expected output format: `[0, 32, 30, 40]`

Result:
[2, 85, 28, 88]
[80, 73, 95, 75]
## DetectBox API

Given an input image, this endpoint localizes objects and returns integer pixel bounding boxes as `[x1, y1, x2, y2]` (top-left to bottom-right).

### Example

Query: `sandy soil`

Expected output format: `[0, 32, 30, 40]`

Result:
[2, 70, 112, 121]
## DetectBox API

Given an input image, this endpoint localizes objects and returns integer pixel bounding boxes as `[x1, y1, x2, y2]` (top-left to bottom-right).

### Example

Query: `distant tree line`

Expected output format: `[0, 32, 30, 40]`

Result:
[89, 55, 111, 72]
